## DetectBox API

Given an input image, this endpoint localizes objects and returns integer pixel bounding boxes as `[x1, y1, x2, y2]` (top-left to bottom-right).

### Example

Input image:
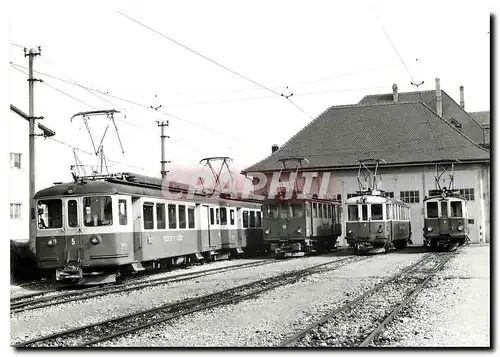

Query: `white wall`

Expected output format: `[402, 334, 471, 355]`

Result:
[8, 109, 29, 241]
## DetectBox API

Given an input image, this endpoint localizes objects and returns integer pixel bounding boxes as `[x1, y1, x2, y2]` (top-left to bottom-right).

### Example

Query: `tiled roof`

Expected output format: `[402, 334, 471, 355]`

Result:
[359, 90, 485, 144]
[243, 101, 489, 173]
[469, 111, 490, 126]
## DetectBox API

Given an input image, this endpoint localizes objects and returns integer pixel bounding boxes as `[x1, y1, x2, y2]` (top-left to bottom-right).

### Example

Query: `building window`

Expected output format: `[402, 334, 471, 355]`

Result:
[10, 153, 22, 169]
[400, 190, 420, 203]
[10, 203, 22, 219]
[459, 188, 475, 201]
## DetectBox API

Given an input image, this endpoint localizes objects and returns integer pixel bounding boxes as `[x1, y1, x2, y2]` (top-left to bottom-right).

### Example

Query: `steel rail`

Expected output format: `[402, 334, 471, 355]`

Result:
[358, 251, 457, 347]
[10, 260, 277, 313]
[14, 255, 367, 347]
[279, 253, 435, 347]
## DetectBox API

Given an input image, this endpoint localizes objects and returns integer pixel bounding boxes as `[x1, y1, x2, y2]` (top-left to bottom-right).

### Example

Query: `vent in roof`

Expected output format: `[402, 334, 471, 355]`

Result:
[449, 118, 462, 129]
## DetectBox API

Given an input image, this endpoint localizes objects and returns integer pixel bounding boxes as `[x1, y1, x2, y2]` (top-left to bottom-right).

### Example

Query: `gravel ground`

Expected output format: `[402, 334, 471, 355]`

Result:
[95, 252, 427, 347]
[373, 244, 490, 347]
[11, 251, 359, 344]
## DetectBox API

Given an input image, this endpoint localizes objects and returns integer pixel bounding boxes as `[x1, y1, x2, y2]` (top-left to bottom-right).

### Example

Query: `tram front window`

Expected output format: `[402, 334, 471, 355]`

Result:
[347, 205, 358, 221]
[37, 199, 62, 229]
[84, 196, 113, 227]
[371, 204, 383, 220]
[450, 201, 463, 217]
[361, 204, 368, 221]
[426, 202, 438, 218]
[290, 204, 304, 218]
[267, 205, 279, 219]
[279, 203, 288, 219]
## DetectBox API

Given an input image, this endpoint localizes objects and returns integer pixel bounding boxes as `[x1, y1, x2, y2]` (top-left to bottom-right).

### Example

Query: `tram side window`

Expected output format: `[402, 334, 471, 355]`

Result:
[319, 204, 323, 219]
[371, 204, 383, 220]
[440, 201, 448, 218]
[119, 199, 128, 225]
[179, 205, 187, 229]
[328, 205, 332, 219]
[220, 207, 227, 225]
[143, 203, 154, 230]
[188, 207, 195, 228]
[290, 204, 304, 218]
[306, 203, 311, 217]
[156, 203, 166, 229]
[322, 204, 327, 219]
[450, 201, 463, 217]
[168, 204, 177, 229]
[210, 208, 215, 225]
[313, 203, 318, 218]
[243, 211, 249, 228]
[84, 196, 112, 227]
[216, 208, 220, 225]
[361, 204, 368, 221]
[230, 209, 235, 225]
[267, 205, 279, 219]
[68, 200, 78, 228]
[250, 211, 256, 227]
[386, 204, 391, 220]
[348, 205, 358, 221]
[256, 211, 262, 227]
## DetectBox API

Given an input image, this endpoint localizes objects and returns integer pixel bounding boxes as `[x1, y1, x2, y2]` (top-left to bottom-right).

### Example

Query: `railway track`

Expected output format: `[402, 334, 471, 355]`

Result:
[14, 255, 369, 347]
[10, 259, 279, 314]
[279, 251, 458, 347]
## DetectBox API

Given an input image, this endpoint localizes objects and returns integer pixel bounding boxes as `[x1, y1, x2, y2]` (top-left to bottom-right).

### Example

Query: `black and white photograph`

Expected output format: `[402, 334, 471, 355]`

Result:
[5, 0, 492, 349]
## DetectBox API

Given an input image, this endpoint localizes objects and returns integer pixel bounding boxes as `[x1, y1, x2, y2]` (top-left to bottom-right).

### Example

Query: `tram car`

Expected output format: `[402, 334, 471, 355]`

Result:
[423, 188, 469, 251]
[262, 194, 342, 258]
[34, 173, 263, 284]
[345, 190, 412, 253]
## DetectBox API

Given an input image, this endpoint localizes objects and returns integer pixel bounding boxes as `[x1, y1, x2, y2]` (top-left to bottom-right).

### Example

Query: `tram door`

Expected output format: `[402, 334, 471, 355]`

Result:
[65, 198, 82, 264]
[200, 205, 211, 249]
[439, 201, 449, 232]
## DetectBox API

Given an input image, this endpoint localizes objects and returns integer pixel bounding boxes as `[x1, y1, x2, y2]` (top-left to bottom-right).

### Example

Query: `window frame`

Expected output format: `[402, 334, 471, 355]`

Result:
[156, 203, 166, 229]
[10, 153, 22, 169]
[143, 202, 155, 230]
[83, 196, 113, 227]
[168, 204, 177, 229]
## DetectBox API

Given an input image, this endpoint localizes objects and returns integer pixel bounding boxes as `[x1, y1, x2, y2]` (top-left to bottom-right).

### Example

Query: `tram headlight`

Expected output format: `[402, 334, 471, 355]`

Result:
[46, 237, 57, 247]
[90, 235, 101, 245]
[457, 225, 464, 231]
[297, 227, 302, 234]
[427, 227, 433, 232]
[377, 225, 383, 233]
[265, 228, 271, 235]
[347, 230, 353, 235]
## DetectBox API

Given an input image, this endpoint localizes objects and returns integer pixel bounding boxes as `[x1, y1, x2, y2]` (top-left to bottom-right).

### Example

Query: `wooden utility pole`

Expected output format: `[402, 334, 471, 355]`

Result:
[26, 46, 42, 251]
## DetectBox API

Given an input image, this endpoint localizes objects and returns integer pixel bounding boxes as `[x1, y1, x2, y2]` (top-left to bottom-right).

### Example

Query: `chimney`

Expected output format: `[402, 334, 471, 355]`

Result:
[435, 77, 442, 117]
[271, 144, 279, 153]
[392, 83, 398, 102]
[459, 85, 465, 109]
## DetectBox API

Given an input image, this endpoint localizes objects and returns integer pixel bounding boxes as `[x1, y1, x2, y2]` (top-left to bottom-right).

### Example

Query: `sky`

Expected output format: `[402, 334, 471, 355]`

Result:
[4, 0, 493, 191]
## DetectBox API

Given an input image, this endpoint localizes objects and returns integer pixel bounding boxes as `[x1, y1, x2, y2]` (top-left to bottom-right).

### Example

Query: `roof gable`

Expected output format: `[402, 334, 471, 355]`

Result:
[243, 101, 489, 173]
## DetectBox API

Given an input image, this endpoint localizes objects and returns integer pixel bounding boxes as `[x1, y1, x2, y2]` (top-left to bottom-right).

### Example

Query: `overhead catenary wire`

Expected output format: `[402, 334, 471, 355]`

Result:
[10, 62, 253, 144]
[11, 65, 209, 156]
[116, 11, 315, 120]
